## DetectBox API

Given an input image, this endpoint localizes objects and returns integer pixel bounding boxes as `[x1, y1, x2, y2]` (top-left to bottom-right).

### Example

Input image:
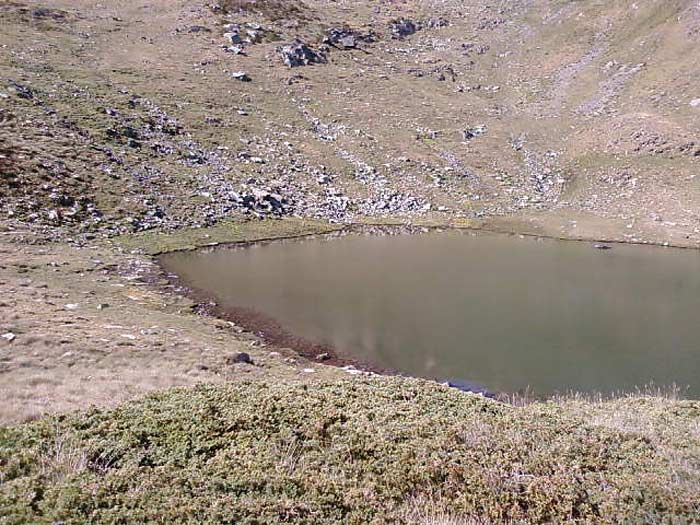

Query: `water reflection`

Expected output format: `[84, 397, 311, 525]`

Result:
[161, 232, 700, 396]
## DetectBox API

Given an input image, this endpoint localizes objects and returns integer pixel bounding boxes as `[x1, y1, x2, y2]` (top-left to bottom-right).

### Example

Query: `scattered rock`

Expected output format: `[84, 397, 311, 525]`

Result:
[463, 125, 487, 141]
[279, 40, 325, 67]
[232, 71, 251, 82]
[323, 27, 375, 49]
[224, 32, 244, 45]
[246, 29, 263, 43]
[426, 17, 450, 29]
[324, 28, 356, 48]
[225, 45, 245, 55]
[31, 7, 67, 20]
[391, 18, 418, 38]
[10, 82, 34, 100]
[227, 352, 253, 365]
[188, 25, 211, 33]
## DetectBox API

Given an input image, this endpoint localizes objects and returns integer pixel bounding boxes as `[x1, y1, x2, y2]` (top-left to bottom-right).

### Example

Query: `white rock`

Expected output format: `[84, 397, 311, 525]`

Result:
[64, 303, 79, 310]
[690, 99, 700, 108]
[1, 332, 16, 342]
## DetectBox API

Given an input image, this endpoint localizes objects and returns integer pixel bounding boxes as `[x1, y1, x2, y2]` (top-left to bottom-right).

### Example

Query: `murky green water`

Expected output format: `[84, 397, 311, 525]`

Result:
[161, 231, 700, 396]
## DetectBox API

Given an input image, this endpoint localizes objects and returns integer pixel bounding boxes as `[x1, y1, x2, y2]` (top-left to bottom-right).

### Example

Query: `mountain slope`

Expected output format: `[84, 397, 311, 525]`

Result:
[1, 0, 700, 244]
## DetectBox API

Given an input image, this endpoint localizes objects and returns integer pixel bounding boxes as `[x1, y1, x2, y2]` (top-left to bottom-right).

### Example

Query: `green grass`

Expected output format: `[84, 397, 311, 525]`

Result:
[1, 378, 698, 524]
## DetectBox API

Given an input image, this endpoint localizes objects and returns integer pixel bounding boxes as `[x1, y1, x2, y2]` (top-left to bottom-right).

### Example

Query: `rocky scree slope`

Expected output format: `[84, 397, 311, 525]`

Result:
[1, 0, 700, 243]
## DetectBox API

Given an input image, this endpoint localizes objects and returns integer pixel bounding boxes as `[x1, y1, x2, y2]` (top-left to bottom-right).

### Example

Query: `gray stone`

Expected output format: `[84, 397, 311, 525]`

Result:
[224, 32, 243, 45]
[323, 27, 374, 49]
[426, 17, 450, 29]
[227, 352, 253, 365]
[391, 18, 418, 38]
[279, 40, 325, 67]
[232, 71, 251, 82]
[463, 125, 487, 141]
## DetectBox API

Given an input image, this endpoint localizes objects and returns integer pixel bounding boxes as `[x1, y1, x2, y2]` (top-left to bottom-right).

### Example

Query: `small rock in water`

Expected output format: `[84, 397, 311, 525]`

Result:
[97, 303, 109, 310]
[593, 244, 612, 250]
[227, 352, 253, 365]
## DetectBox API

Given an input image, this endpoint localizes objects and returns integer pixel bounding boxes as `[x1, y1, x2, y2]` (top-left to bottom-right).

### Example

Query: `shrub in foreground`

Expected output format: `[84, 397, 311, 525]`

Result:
[1, 378, 699, 524]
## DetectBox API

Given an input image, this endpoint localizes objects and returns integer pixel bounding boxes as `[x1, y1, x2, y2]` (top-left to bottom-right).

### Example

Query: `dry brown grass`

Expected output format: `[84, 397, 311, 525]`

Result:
[38, 427, 89, 483]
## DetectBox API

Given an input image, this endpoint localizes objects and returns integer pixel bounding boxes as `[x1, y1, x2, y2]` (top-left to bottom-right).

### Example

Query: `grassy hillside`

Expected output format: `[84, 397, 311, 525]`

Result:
[2, 378, 699, 524]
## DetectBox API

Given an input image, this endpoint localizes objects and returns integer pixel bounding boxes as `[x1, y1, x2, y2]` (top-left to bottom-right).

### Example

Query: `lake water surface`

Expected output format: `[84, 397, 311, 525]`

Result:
[161, 231, 700, 396]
